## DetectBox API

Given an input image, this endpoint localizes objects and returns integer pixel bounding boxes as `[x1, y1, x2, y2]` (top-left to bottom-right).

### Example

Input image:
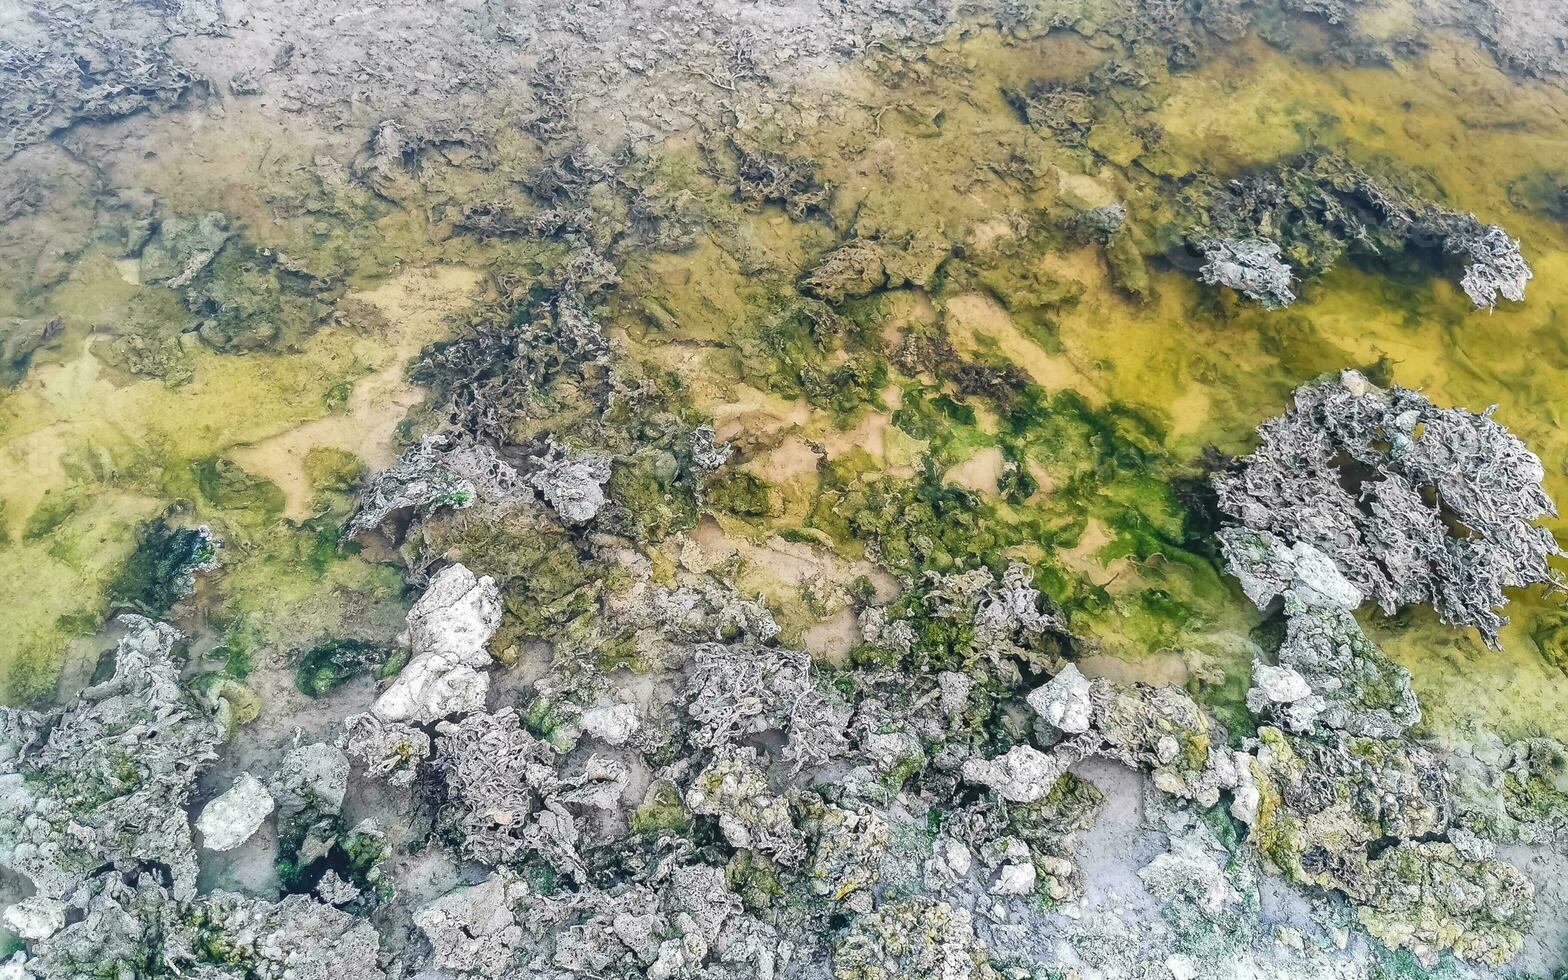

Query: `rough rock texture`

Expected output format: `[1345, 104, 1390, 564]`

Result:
[526, 438, 612, 524]
[1214, 369, 1562, 647]
[347, 437, 522, 537]
[413, 874, 530, 974]
[371, 562, 503, 722]
[832, 897, 1001, 979]
[1197, 237, 1297, 308]
[0, 616, 221, 903]
[1185, 151, 1535, 308]
[196, 771, 276, 851]
[1027, 662, 1093, 734]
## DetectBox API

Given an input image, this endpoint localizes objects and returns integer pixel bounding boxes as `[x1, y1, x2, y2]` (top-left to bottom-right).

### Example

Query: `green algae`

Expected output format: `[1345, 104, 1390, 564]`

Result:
[4, 10, 1568, 762]
[104, 518, 215, 617]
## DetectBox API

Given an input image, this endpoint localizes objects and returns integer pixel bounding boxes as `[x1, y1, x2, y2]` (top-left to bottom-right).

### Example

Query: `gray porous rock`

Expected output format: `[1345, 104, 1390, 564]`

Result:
[1197, 237, 1297, 308]
[684, 640, 849, 770]
[0, 615, 221, 903]
[961, 743, 1069, 803]
[187, 892, 388, 980]
[924, 562, 1065, 675]
[432, 707, 570, 867]
[831, 896, 1001, 980]
[1, 896, 65, 941]
[372, 562, 502, 722]
[1355, 841, 1534, 967]
[346, 437, 523, 537]
[690, 424, 734, 470]
[340, 711, 431, 786]
[270, 741, 351, 815]
[1450, 223, 1533, 308]
[195, 771, 275, 851]
[1027, 662, 1093, 734]
[526, 437, 612, 524]
[686, 747, 807, 865]
[413, 873, 530, 975]
[1213, 369, 1563, 647]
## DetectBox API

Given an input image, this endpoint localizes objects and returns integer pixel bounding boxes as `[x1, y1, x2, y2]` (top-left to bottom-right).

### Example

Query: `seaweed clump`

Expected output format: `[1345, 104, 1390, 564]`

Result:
[1185, 151, 1533, 308]
[105, 518, 218, 617]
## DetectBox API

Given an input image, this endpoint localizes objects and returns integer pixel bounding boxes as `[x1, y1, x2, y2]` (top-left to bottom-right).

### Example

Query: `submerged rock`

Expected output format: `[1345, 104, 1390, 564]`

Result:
[1185, 151, 1535, 308]
[1197, 237, 1296, 308]
[1214, 369, 1562, 647]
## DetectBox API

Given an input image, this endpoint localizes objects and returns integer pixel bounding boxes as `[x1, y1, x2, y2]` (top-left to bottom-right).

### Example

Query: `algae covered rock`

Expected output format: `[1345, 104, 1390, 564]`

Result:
[832, 896, 1001, 980]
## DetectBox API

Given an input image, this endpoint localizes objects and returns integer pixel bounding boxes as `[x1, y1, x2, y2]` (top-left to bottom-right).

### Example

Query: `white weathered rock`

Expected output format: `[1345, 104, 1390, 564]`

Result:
[579, 702, 640, 745]
[374, 564, 502, 723]
[990, 861, 1037, 896]
[3, 897, 66, 941]
[527, 439, 612, 525]
[1026, 663, 1093, 734]
[196, 772, 275, 851]
[960, 744, 1067, 803]
[414, 874, 528, 975]
[1250, 662, 1312, 703]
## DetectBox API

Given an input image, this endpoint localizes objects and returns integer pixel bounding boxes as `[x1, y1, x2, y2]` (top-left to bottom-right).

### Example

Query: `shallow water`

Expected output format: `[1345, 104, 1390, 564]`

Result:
[1, 16, 1566, 755]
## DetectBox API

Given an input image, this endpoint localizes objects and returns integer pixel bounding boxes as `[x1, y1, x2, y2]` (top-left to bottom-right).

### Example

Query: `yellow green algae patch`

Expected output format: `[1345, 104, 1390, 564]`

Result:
[0, 265, 482, 700]
[607, 25, 1568, 742]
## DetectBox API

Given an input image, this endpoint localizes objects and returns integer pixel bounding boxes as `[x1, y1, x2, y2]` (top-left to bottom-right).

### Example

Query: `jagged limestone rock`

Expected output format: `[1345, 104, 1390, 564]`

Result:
[187, 892, 388, 980]
[432, 707, 571, 869]
[1, 896, 65, 941]
[340, 711, 431, 786]
[527, 438, 612, 524]
[961, 744, 1069, 804]
[196, 772, 275, 851]
[0, 615, 221, 903]
[346, 437, 522, 537]
[684, 640, 849, 769]
[687, 747, 806, 866]
[1197, 237, 1296, 308]
[372, 563, 502, 722]
[1266, 603, 1419, 737]
[1451, 223, 1533, 308]
[831, 897, 1001, 980]
[803, 801, 890, 903]
[413, 873, 529, 975]
[578, 701, 640, 745]
[1214, 369, 1563, 647]
[1185, 151, 1533, 308]
[1027, 662, 1093, 734]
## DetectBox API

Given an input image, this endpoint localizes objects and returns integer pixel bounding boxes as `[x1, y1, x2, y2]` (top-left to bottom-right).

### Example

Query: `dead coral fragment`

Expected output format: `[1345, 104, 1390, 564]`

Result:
[1186, 151, 1533, 308]
[346, 437, 522, 538]
[831, 896, 1001, 980]
[1196, 237, 1296, 309]
[526, 438, 612, 525]
[0, 615, 221, 904]
[1213, 369, 1562, 647]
